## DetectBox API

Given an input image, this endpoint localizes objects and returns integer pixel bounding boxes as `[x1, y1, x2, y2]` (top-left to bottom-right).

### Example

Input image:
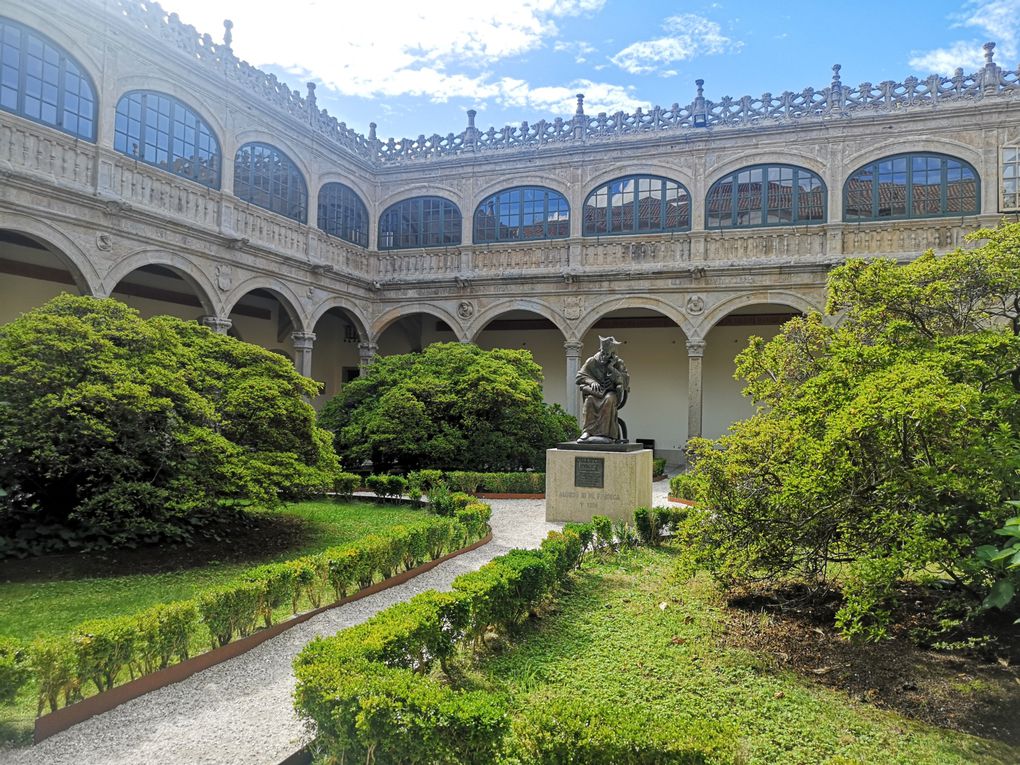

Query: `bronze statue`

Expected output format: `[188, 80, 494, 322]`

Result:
[575, 336, 629, 443]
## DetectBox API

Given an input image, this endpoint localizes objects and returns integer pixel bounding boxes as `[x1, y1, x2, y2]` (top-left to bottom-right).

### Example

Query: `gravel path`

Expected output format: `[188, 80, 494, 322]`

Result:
[6, 483, 673, 765]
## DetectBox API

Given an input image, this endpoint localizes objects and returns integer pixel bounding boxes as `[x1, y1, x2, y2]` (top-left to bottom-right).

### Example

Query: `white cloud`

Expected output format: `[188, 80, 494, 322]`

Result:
[610, 14, 739, 76]
[909, 0, 1020, 73]
[151, 0, 636, 134]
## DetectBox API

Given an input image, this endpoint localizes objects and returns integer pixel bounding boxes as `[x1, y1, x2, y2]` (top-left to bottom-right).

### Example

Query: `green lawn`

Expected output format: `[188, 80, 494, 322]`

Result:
[0, 499, 424, 748]
[0, 500, 424, 642]
[463, 546, 1018, 765]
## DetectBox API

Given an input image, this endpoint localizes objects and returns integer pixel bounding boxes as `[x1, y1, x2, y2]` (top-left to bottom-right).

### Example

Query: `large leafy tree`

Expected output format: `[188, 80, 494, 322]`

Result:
[0, 295, 339, 553]
[320, 342, 578, 471]
[683, 223, 1020, 637]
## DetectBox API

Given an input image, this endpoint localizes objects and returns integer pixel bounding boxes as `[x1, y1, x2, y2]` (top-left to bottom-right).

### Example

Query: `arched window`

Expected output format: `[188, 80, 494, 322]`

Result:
[378, 196, 461, 250]
[474, 186, 569, 243]
[583, 175, 690, 236]
[233, 142, 307, 223]
[844, 153, 979, 221]
[706, 165, 826, 228]
[114, 91, 220, 188]
[317, 182, 369, 246]
[0, 17, 95, 140]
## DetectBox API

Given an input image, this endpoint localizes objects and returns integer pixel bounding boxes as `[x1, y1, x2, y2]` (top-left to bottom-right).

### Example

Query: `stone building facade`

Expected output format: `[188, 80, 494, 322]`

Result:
[2, 0, 1018, 462]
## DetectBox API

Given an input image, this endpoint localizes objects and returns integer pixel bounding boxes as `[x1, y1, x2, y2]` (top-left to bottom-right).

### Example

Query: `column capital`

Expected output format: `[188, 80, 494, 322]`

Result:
[358, 341, 379, 355]
[199, 316, 232, 334]
[564, 340, 584, 356]
[290, 331, 316, 350]
[686, 339, 706, 357]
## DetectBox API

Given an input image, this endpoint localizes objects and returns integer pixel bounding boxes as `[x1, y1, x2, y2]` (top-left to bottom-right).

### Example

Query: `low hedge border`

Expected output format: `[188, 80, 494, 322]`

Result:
[293, 504, 725, 765]
[2, 509, 490, 733]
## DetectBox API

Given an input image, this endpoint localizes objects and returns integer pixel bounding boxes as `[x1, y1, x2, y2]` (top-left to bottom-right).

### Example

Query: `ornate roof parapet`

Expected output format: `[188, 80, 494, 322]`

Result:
[95, 2, 1019, 167]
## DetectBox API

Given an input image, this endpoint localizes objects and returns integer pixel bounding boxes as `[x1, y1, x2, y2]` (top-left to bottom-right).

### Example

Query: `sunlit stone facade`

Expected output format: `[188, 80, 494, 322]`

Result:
[2, 0, 1017, 461]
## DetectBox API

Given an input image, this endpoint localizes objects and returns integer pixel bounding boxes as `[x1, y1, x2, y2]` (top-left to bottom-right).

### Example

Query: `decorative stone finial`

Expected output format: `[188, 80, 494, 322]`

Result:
[223, 19, 232, 47]
[831, 64, 841, 87]
[695, 79, 705, 98]
[467, 109, 477, 129]
[575, 93, 585, 116]
[984, 41, 996, 65]
[368, 122, 377, 141]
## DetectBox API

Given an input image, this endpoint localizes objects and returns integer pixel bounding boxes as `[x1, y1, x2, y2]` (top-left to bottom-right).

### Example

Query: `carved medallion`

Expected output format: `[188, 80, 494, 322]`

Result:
[457, 300, 474, 320]
[216, 265, 232, 291]
[563, 295, 583, 320]
[95, 233, 112, 251]
[685, 295, 705, 315]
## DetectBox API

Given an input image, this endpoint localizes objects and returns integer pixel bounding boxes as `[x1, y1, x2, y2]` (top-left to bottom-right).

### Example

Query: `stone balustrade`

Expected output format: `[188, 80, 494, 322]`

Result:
[472, 243, 569, 274]
[0, 121, 96, 189]
[107, 155, 221, 230]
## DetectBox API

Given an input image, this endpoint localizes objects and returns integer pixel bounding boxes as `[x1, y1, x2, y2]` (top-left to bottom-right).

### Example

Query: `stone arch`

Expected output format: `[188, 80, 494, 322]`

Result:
[469, 175, 573, 215]
[309, 295, 371, 341]
[376, 184, 466, 214]
[842, 137, 983, 175]
[582, 164, 697, 196]
[1, 8, 102, 92]
[575, 295, 693, 341]
[373, 303, 468, 343]
[102, 250, 221, 316]
[314, 172, 374, 212]
[0, 213, 102, 296]
[694, 289, 825, 338]
[230, 131, 314, 189]
[703, 152, 828, 189]
[222, 276, 309, 331]
[110, 78, 228, 147]
[467, 299, 570, 342]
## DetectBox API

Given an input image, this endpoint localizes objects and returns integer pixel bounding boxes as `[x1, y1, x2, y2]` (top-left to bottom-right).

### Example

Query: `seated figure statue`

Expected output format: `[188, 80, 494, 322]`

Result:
[575, 336, 630, 443]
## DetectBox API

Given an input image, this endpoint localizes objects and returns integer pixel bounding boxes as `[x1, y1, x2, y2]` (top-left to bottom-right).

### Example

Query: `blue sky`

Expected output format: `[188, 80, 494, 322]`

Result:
[160, 0, 1019, 141]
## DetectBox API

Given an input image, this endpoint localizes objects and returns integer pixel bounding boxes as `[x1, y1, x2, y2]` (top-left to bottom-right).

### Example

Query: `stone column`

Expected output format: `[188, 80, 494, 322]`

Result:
[686, 339, 706, 441]
[199, 316, 232, 335]
[291, 331, 316, 377]
[358, 341, 378, 370]
[564, 340, 584, 421]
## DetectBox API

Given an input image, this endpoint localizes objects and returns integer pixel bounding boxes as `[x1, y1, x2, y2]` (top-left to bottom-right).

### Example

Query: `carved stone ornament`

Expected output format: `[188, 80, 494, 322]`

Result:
[216, 265, 232, 292]
[457, 300, 474, 319]
[685, 295, 705, 315]
[563, 295, 583, 320]
[95, 233, 112, 251]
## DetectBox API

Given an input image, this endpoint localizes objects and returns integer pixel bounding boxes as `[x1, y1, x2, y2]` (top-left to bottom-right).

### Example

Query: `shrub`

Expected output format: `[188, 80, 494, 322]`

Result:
[289, 555, 327, 610]
[30, 637, 75, 714]
[591, 515, 613, 549]
[71, 616, 138, 693]
[447, 471, 485, 494]
[333, 471, 359, 500]
[384, 474, 408, 500]
[428, 481, 456, 517]
[669, 472, 702, 501]
[652, 457, 667, 477]
[455, 502, 492, 542]
[0, 636, 30, 705]
[409, 469, 445, 492]
[564, 522, 595, 555]
[425, 518, 457, 559]
[198, 581, 266, 648]
[244, 564, 296, 628]
[319, 342, 577, 472]
[0, 295, 339, 554]
[513, 695, 736, 765]
[135, 600, 198, 673]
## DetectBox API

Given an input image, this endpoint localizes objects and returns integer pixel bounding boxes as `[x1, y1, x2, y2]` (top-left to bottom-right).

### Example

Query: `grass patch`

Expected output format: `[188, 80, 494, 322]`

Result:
[458, 546, 1018, 765]
[0, 499, 424, 748]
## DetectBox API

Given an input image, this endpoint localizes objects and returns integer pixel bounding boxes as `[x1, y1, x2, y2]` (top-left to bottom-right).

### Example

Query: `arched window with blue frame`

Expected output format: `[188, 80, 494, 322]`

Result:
[0, 17, 96, 140]
[114, 91, 221, 188]
[706, 164, 826, 228]
[843, 152, 979, 221]
[474, 186, 569, 243]
[378, 196, 461, 250]
[233, 142, 307, 223]
[317, 182, 369, 246]
[582, 175, 690, 236]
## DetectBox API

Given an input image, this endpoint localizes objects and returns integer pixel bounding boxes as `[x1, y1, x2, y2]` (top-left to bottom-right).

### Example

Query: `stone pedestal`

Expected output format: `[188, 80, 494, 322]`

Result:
[545, 446, 652, 523]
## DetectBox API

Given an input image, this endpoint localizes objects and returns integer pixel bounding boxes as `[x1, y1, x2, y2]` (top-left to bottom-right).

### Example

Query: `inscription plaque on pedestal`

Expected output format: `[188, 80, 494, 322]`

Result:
[574, 456, 604, 488]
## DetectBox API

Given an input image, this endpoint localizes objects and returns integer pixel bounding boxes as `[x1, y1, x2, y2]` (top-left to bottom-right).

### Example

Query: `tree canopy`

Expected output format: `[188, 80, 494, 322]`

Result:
[319, 342, 578, 472]
[681, 223, 1020, 637]
[0, 295, 338, 554]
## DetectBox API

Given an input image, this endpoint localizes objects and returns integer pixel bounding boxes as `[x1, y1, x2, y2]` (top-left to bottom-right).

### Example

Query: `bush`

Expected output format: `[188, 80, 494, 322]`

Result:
[365, 474, 407, 502]
[0, 296, 339, 554]
[243, 564, 296, 628]
[30, 637, 75, 714]
[319, 342, 578, 472]
[135, 600, 198, 673]
[564, 522, 595, 556]
[455, 502, 492, 542]
[669, 472, 701, 501]
[0, 636, 30, 705]
[198, 581, 265, 648]
[447, 471, 485, 494]
[513, 695, 736, 765]
[71, 616, 138, 693]
[652, 457, 667, 477]
[591, 515, 613, 549]
[333, 471, 359, 500]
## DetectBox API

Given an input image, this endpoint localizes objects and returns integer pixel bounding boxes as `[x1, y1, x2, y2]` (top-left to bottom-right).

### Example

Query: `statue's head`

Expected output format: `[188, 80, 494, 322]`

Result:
[598, 336, 621, 355]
